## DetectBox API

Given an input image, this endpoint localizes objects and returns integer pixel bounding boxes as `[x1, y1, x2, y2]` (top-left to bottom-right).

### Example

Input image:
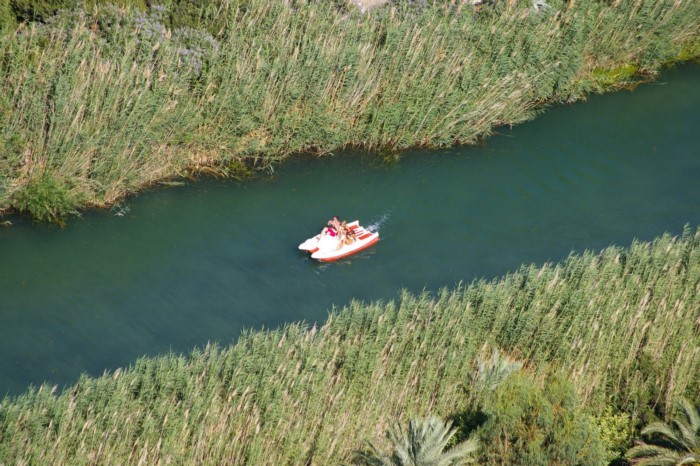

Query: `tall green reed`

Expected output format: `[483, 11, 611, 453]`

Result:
[1, 0, 698, 220]
[1, 227, 699, 464]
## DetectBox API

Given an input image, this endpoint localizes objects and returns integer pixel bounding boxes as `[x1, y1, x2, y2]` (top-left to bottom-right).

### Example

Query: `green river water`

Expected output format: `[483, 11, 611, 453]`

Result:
[1, 64, 699, 397]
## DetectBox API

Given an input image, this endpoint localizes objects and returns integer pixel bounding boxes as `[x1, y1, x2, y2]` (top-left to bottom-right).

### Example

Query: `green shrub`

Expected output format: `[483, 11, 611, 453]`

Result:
[0, 0, 15, 30]
[10, 0, 77, 22]
[616, 351, 665, 427]
[475, 371, 606, 465]
[594, 406, 632, 463]
[83, 0, 147, 10]
[586, 64, 640, 92]
[11, 174, 79, 222]
[168, 0, 203, 30]
[146, 0, 227, 36]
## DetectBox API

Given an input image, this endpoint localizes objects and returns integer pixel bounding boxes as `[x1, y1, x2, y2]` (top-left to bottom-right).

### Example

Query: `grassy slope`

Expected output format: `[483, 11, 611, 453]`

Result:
[1, 227, 699, 464]
[0, 0, 699, 220]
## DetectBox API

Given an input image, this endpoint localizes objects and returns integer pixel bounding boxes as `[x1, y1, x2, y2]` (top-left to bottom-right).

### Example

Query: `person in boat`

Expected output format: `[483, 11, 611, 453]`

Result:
[321, 216, 341, 237]
[336, 221, 356, 249]
[342, 226, 356, 246]
[336, 221, 346, 244]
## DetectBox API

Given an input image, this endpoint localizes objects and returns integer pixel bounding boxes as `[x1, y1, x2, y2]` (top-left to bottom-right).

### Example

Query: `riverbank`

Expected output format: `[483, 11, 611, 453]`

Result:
[1, 0, 698, 221]
[1, 227, 699, 463]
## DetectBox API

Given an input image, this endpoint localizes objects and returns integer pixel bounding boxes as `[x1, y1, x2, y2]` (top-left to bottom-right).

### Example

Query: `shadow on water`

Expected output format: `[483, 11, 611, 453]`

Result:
[1, 63, 699, 396]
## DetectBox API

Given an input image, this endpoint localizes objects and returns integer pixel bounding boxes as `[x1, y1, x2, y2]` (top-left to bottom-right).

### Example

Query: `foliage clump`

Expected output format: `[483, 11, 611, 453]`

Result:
[0, 0, 14, 30]
[9, 0, 76, 22]
[469, 371, 605, 465]
[11, 173, 78, 223]
[593, 406, 633, 463]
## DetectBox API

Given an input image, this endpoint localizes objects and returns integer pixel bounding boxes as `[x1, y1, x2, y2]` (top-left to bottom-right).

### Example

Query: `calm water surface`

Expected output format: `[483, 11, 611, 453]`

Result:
[1, 65, 699, 396]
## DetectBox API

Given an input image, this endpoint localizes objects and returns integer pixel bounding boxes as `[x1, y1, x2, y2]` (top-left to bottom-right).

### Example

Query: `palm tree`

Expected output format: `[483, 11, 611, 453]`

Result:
[471, 347, 522, 397]
[352, 416, 479, 466]
[626, 398, 700, 465]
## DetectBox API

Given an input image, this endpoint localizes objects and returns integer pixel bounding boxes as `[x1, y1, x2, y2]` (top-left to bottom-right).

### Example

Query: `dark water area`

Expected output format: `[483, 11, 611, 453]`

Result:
[1, 64, 699, 397]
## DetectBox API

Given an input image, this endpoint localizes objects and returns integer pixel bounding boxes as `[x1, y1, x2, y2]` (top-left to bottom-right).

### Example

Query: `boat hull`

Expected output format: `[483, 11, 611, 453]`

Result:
[311, 233, 379, 262]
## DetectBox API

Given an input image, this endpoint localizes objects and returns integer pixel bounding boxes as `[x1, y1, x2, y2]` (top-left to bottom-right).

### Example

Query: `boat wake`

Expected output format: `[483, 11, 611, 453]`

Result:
[367, 211, 390, 232]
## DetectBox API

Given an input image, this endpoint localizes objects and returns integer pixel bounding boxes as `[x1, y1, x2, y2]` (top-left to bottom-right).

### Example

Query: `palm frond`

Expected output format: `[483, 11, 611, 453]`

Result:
[628, 399, 700, 466]
[642, 422, 683, 447]
[674, 418, 699, 453]
[473, 347, 522, 393]
[626, 443, 681, 465]
[436, 437, 480, 465]
[678, 454, 700, 465]
[369, 417, 478, 466]
[677, 398, 700, 434]
[352, 442, 394, 466]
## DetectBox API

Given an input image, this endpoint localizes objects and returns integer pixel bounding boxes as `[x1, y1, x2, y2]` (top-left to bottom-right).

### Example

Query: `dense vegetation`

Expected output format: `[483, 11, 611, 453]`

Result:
[1, 227, 699, 464]
[0, 0, 699, 221]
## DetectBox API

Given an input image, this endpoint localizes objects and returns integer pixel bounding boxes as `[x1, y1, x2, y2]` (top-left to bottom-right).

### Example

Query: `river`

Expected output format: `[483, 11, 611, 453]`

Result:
[1, 64, 699, 397]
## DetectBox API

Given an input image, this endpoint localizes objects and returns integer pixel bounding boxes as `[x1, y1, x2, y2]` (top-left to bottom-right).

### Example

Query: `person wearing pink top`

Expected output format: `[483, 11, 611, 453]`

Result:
[321, 216, 341, 237]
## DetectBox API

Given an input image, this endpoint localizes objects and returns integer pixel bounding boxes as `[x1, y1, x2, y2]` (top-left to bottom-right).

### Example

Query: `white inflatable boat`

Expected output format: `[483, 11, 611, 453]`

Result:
[298, 220, 379, 262]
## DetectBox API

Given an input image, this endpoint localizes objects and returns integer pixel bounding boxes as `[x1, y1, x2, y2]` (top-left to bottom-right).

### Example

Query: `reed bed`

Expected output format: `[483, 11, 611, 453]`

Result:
[1, 227, 699, 464]
[0, 0, 699, 220]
